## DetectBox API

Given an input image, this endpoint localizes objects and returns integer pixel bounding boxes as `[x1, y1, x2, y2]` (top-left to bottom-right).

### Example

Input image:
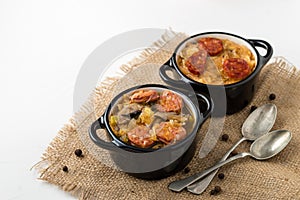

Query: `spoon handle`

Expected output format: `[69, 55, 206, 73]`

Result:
[168, 152, 250, 192]
[187, 137, 247, 194]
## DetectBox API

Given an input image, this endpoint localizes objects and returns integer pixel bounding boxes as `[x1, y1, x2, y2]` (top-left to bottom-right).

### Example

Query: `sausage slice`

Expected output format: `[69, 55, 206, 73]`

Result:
[158, 90, 183, 113]
[127, 125, 154, 148]
[185, 49, 207, 75]
[155, 122, 187, 144]
[198, 37, 223, 56]
[223, 58, 251, 79]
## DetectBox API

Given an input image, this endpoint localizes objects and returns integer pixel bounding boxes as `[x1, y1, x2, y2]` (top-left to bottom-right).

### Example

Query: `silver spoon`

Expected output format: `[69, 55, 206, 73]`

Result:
[187, 103, 277, 194]
[168, 130, 292, 192]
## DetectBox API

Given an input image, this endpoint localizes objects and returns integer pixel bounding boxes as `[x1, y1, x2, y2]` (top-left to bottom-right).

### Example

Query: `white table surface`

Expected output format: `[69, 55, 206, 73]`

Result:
[1, 0, 300, 199]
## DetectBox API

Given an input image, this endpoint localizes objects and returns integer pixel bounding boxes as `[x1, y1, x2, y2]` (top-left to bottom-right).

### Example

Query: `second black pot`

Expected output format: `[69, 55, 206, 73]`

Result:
[89, 84, 213, 179]
[160, 32, 273, 115]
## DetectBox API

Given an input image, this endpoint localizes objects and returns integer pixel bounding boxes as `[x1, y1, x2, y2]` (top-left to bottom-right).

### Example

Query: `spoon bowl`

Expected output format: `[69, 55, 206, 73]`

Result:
[242, 103, 277, 140]
[251, 130, 292, 160]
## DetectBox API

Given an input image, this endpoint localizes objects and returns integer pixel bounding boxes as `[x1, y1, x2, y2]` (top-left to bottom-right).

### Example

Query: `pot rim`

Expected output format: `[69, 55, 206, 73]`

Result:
[171, 31, 264, 88]
[101, 84, 207, 153]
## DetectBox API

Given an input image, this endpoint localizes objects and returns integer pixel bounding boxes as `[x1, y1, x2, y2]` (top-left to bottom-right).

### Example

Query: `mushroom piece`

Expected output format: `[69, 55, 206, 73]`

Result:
[117, 103, 142, 125]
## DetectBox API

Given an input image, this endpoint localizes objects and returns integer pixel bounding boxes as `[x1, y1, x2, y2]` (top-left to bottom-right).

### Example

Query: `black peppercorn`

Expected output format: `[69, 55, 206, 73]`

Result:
[214, 186, 222, 193]
[218, 173, 225, 180]
[230, 150, 238, 156]
[250, 105, 257, 113]
[269, 93, 276, 100]
[62, 166, 68, 172]
[210, 189, 217, 195]
[75, 149, 83, 157]
[183, 167, 191, 174]
[221, 134, 229, 142]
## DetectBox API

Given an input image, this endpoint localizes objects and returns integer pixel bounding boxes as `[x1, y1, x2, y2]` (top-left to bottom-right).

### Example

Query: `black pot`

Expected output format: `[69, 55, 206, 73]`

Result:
[89, 84, 212, 179]
[159, 32, 273, 115]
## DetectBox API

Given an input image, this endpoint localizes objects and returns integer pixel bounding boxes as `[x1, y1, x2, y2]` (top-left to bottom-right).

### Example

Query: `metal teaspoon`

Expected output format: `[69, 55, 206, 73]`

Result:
[169, 130, 292, 192]
[187, 103, 277, 194]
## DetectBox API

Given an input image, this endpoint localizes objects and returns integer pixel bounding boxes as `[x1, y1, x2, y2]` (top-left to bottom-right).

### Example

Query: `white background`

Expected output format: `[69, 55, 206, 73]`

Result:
[1, 0, 300, 199]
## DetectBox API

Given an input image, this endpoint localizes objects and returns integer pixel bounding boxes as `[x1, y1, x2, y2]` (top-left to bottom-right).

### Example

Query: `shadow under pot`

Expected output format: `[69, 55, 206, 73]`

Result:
[89, 84, 212, 179]
[159, 32, 273, 115]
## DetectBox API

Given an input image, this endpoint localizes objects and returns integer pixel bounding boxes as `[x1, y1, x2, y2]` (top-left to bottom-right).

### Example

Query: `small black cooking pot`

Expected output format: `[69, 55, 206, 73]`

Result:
[89, 84, 212, 179]
[159, 32, 273, 115]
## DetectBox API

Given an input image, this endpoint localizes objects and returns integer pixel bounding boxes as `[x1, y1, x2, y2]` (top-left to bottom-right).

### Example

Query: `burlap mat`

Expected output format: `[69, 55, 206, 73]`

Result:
[35, 31, 300, 200]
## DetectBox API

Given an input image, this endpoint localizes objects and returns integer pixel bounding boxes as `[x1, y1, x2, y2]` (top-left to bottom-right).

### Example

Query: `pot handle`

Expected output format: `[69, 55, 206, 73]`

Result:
[249, 39, 273, 68]
[159, 58, 186, 87]
[195, 93, 213, 120]
[89, 116, 117, 151]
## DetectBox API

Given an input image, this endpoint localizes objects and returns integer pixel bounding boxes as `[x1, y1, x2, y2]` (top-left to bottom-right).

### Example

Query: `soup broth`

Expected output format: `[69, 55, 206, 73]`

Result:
[108, 88, 195, 149]
[177, 37, 256, 85]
